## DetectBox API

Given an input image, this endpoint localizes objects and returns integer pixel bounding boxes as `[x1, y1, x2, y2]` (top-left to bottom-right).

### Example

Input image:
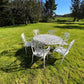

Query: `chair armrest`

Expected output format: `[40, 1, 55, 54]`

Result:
[44, 46, 50, 54]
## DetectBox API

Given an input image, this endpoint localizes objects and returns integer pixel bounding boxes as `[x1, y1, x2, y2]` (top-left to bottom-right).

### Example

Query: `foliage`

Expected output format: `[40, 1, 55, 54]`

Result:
[0, 0, 10, 26]
[71, 0, 81, 21]
[0, 0, 42, 26]
[0, 17, 84, 83]
[0, 0, 57, 26]
[80, 0, 84, 19]
[41, 0, 57, 22]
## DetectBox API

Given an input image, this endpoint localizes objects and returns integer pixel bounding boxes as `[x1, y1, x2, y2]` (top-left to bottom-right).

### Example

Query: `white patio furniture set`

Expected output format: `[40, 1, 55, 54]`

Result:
[21, 29, 75, 68]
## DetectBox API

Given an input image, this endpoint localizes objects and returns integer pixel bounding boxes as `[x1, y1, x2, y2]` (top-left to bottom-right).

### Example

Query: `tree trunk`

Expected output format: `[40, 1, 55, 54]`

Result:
[25, 20, 28, 25]
[73, 17, 76, 22]
[25, 16, 28, 25]
[29, 16, 33, 23]
[77, 18, 79, 21]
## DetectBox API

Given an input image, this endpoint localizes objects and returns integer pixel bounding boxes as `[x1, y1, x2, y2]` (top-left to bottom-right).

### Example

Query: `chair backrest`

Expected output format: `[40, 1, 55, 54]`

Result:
[21, 33, 26, 43]
[33, 29, 39, 36]
[65, 40, 75, 55]
[31, 41, 50, 56]
[31, 41, 37, 52]
[63, 32, 70, 42]
[31, 41, 44, 52]
[48, 30, 55, 34]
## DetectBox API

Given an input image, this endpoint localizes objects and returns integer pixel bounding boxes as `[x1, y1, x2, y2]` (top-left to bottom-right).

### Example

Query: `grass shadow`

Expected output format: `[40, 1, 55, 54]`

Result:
[0, 47, 33, 72]
[55, 19, 72, 23]
[15, 47, 32, 68]
[0, 50, 9, 56]
[0, 24, 28, 29]
[55, 19, 82, 25]
[54, 25, 84, 29]
[0, 46, 57, 72]
[56, 19, 67, 22]
[79, 23, 84, 25]
[15, 47, 57, 69]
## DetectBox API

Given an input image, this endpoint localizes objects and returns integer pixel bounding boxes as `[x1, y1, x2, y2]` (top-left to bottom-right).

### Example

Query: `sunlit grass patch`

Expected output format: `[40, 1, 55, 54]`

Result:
[0, 17, 84, 84]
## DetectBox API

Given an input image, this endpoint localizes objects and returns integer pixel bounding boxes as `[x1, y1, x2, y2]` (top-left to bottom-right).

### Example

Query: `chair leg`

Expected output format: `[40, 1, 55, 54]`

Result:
[53, 51, 55, 57]
[32, 54, 34, 63]
[61, 56, 65, 64]
[25, 47, 27, 55]
[47, 55, 48, 60]
[44, 58, 45, 69]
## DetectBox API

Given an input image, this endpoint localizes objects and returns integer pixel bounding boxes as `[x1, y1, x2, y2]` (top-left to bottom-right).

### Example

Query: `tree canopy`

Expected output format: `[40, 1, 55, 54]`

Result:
[0, 0, 57, 26]
[71, 0, 84, 21]
[71, 0, 81, 21]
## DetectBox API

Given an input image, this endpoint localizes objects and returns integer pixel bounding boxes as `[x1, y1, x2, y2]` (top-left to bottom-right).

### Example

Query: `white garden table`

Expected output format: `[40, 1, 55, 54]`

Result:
[33, 34, 65, 45]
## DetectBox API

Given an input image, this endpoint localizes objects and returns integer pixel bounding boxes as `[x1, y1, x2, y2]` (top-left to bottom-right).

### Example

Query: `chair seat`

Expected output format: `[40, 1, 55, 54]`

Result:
[61, 41, 68, 45]
[33, 49, 48, 58]
[54, 47, 67, 55]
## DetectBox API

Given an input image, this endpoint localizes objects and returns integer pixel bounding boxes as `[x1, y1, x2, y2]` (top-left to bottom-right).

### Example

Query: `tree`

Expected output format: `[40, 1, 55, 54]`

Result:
[1, 0, 57, 26]
[1, 0, 41, 26]
[41, 0, 57, 22]
[0, 0, 9, 26]
[23, 0, 41, 24]
[46, 0, 57, 18]
[80, 0, 84, 19]
[71, 0, 81, 21]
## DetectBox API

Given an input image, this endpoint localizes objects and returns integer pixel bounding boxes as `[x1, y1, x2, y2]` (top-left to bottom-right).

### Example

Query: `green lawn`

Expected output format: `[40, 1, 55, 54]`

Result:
[0, 17, 84, 84]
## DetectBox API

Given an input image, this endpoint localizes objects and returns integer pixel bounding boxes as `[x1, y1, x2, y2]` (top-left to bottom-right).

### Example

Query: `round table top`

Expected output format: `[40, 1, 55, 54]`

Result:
[33, 34, 63, 45]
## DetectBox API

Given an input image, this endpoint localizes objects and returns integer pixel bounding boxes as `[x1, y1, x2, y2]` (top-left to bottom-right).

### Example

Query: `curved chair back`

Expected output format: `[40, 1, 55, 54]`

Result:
[31, 41, 37, 53]
[21, 33, 26, 43]
[31, 41, 45, 53]
[63, 32, 70, 42]
[33, 29, 39, 36]
[65, 40, 75, 55]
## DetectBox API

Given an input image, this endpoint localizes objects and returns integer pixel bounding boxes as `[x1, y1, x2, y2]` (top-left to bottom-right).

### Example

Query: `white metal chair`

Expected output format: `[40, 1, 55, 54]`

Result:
[61, 32, 70, 45]
[53, 40, 75, 64]
[48, 30, 55, 50]
[21, 33, 31, 54]
[31, 41, 50, 68]
[33, 29, 39, 36]
[48, 30, 55, 35]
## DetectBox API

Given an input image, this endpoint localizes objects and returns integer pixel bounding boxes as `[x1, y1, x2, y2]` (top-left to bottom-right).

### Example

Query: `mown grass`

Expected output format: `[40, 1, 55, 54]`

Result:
[0, 17, 84, 84]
